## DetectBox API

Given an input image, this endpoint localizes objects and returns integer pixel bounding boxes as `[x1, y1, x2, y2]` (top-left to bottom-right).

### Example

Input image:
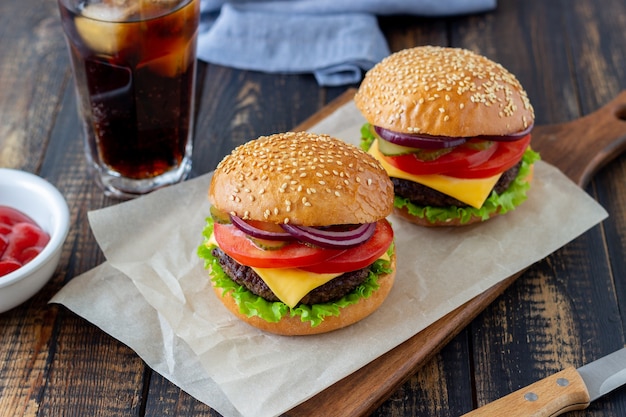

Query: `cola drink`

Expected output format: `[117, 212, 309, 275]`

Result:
[58, 0, 199, 198]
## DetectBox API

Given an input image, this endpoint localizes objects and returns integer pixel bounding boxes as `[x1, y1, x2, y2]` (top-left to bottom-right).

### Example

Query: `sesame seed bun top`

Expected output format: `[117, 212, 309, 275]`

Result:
[354, 46, 535, 137]
[209, 131, 394, 226]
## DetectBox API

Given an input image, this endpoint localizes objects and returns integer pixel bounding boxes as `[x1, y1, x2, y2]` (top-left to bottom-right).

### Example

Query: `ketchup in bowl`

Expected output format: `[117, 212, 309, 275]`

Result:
[0, 205, 50, 277]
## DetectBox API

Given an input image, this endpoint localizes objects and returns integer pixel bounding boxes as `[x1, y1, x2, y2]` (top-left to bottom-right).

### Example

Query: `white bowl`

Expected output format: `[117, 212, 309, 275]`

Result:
[0, 168, 70, 313]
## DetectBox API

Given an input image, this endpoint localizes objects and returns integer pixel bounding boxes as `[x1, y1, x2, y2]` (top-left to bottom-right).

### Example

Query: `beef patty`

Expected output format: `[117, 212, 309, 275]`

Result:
[211, 248, 371, 305]
[392, 161, 522, 207]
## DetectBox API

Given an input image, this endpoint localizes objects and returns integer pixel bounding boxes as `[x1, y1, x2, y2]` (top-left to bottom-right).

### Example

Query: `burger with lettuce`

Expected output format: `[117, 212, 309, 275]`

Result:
[198, 132, 396, 335]
[354, 46, 540, 226]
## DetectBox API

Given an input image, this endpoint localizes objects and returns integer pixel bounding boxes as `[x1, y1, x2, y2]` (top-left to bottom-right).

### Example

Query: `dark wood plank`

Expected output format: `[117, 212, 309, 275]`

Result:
[0, 0, 68, 172]
[145, 371, 218, 417]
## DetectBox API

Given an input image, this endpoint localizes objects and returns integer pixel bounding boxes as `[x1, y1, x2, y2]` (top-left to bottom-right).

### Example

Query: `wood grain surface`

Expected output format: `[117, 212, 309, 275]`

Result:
[1, 0, 625, 416]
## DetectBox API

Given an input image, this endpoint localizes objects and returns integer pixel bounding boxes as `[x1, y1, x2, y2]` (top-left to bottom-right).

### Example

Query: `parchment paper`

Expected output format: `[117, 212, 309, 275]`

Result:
[51, 100, 608, 417]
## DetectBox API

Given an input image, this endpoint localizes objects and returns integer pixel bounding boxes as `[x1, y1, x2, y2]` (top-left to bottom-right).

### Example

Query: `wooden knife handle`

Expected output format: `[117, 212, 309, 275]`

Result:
[461, 367, 591, 417]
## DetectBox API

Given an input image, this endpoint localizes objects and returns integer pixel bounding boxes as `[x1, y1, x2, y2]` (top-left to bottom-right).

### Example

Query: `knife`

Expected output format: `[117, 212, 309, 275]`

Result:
[462, 347, 626, 416]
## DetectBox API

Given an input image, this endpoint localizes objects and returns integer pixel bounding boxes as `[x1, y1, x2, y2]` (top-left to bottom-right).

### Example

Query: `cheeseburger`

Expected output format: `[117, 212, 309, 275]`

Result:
[198, 132, 396, 336]
[354, 46, 540, 226]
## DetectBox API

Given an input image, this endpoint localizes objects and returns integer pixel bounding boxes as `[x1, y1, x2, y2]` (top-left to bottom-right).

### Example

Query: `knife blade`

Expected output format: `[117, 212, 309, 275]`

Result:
[462, 347, 626, 416]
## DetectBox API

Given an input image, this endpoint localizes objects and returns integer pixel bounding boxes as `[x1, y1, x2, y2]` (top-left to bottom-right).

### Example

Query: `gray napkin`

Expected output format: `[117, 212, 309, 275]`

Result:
[197, 0, 497, 86]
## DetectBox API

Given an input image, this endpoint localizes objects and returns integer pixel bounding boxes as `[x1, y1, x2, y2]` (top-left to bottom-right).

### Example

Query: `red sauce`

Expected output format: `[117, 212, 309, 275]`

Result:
[0, 206, 50, 277]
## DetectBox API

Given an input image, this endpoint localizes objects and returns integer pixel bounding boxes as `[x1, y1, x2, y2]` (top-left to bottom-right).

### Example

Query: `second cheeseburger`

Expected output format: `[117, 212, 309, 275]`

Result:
[198, 132, 396, 336]
[355, 46, 541, 226]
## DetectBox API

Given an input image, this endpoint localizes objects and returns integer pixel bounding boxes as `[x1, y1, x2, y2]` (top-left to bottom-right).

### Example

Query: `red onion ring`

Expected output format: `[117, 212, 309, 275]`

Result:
[375, 126, 467, 149]
[281, 223, 376, 249]
[230, 214, 377, 249]
[478, 124, 534, 141]
[229, 215, 294, 241]
[374, 124, 533, 149]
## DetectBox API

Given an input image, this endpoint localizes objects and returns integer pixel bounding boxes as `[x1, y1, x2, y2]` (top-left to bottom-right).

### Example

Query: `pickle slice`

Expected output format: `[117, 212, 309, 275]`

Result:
[210, 205, 231, 224]
[377, 138, 419, 156]
[248, 237, 290, 251]
[377, 138, 454, 160]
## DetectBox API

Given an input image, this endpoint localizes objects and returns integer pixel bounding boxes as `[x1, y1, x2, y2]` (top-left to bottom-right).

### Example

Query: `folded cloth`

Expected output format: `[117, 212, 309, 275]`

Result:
[197, 0, 497, 86]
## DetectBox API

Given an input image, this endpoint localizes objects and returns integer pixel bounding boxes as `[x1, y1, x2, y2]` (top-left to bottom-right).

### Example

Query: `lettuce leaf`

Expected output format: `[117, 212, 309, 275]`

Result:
[360, 122, 377, 152]
[359, 122, 541, 225]
[197, 219, 394, 327]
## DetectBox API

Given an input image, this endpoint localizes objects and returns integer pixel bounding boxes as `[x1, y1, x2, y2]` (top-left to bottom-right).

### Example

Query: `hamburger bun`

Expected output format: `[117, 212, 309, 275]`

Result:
[354, 45, 534, 137]
[203, 132, 396, 335]
[210, 131, 394, 226]
[355, 46, 538, 227]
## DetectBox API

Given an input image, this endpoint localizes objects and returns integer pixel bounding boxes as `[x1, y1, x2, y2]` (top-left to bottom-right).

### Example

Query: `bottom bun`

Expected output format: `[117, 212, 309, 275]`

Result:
[212, 254, 396, 336]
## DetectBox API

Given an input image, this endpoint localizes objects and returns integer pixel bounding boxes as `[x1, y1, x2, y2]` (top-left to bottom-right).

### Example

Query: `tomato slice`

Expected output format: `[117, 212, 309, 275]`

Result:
[383, 135, 531, 179]
[445, 134, 531, 178]
[213, 222, 345, 269]
[384, 139, 497, 176]
[301, 219, 394, 274]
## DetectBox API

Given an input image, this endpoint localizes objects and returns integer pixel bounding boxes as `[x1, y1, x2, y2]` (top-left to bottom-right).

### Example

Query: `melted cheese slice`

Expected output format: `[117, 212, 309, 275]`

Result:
[251, 267, 342, 308]
[369, 139, 501, 208]
[251, 251, 391, 308]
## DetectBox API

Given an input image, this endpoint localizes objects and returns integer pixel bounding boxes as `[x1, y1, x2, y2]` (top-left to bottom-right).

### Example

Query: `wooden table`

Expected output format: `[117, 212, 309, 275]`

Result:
[1, 0, 626, 415]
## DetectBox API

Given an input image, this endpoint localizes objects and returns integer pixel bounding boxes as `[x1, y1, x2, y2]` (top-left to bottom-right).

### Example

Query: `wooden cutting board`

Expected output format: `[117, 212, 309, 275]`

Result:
[286, 89, 626, 417]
